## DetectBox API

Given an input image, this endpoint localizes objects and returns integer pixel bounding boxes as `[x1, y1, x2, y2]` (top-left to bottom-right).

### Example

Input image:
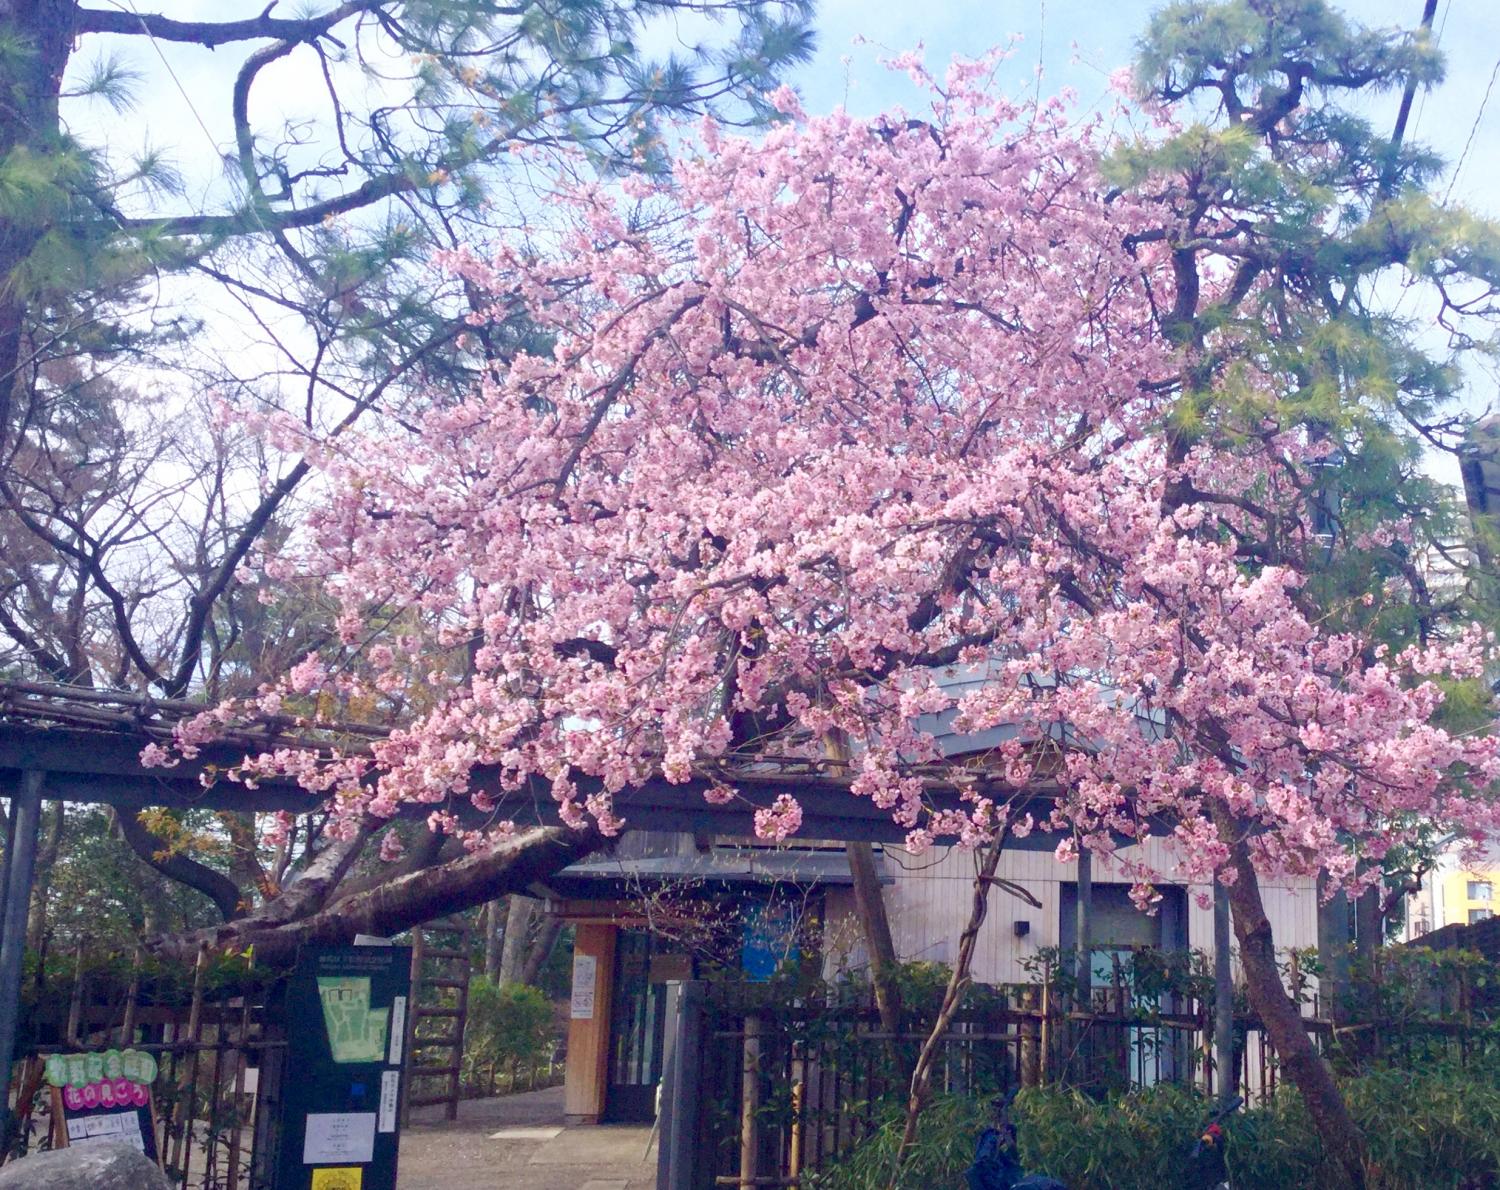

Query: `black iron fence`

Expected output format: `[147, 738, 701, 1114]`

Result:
[657, 978, 1500, 1190]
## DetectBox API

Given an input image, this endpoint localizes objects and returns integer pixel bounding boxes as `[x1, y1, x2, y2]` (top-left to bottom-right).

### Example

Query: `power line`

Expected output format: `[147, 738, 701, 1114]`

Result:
[109, 0, 222, 161]
[1444, 53, 1500, 206]
[106, 0, 282, 237]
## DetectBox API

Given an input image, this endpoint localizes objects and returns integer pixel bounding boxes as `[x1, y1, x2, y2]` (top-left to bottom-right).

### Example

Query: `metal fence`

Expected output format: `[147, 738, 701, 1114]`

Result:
[3, 950, 281, 1189]
[658, 978, 1500, 1190]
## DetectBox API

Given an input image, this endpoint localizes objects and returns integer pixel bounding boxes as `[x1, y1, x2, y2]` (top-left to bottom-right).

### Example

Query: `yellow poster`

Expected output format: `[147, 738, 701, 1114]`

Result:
[310, 1169, 363, 1190]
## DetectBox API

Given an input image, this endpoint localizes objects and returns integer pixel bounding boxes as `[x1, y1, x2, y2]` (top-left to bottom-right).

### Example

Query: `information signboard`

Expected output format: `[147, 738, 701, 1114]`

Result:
[45, 1048, 160, 1164]
[276, 946, 412, 1190]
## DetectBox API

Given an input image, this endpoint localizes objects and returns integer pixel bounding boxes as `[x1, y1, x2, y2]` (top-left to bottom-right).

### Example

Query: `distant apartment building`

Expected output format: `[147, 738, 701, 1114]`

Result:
[1406, 851, 1500, 937]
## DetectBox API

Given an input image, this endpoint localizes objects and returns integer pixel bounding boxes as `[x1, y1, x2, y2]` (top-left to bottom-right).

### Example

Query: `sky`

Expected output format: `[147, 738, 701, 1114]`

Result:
[66, 0, 1500, 441]
[794, 0, 1500, 212]
[75, 1, 1500, 219]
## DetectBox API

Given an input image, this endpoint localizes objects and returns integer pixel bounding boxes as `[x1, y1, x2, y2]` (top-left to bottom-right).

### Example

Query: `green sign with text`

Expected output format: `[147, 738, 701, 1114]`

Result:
[276, 946, 412, 1190]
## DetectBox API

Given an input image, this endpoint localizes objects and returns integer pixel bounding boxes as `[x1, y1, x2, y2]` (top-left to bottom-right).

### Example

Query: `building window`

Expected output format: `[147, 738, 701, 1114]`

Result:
[1470, 908, 1493, 925]
[1469, 881, 1493, 902]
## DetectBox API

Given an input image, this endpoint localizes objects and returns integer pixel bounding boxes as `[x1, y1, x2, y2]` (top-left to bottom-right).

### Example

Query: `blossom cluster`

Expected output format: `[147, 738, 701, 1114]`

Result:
[151, 68, 1500, 892]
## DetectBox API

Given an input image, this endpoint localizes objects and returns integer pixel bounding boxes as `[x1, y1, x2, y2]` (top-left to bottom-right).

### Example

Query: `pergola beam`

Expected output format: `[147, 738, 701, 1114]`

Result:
[0, 722, 1101, 849]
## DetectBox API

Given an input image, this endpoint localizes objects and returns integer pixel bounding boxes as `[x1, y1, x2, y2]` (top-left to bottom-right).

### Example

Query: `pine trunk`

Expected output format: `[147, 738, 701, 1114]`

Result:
[0, 1, 74, 427]
[498, 896, 535, 985]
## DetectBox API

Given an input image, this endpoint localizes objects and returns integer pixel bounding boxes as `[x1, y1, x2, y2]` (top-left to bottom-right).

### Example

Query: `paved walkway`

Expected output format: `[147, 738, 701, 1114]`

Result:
[400, 1087, 657, 1190]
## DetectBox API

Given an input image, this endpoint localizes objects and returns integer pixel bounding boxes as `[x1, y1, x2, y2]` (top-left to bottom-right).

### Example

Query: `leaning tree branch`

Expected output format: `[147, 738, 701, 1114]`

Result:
[116, 169, 423, 240]
[147, 823, 603, 965]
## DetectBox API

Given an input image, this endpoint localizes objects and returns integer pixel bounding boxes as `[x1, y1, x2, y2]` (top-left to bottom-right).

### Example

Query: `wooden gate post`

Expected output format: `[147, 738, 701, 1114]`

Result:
[738, 1013, 763, 1190]
[657, 980, 705, 1190]
[1019, 985, 1040, 1087]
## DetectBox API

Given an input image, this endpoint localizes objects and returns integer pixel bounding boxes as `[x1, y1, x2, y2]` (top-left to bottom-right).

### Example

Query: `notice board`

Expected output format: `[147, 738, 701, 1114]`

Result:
[275, 945, 412, 1190]
[45, 1048, 161, 1164]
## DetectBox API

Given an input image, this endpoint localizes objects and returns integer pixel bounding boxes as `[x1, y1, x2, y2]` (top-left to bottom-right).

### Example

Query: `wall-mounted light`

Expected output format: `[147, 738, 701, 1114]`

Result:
[1013, 920, 1031, 938]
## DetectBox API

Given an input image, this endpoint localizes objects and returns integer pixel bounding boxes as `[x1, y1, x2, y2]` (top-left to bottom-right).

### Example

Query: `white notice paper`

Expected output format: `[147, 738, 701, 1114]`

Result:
[378, 1070, 400, 1133]
[302, 1111, 377, 1165]
[570, 953, 597, 1020]
[69, 1112, 141, 1149]
[388, 995, 407, 1065]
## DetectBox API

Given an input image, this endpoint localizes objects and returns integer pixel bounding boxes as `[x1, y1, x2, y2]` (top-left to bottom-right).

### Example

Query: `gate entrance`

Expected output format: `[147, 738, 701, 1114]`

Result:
[603, 930, 667, 1122]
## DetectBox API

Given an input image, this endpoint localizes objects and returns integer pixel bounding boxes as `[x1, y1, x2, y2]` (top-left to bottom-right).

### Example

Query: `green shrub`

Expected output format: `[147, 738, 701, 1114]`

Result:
[806, 1062, 1500, 1190]
[461, 978, 558, 1090]
[1229, 1061, 1500, 1190]
[801, 1095, 990, 1190]
[1013, 1084, 1212, 1188]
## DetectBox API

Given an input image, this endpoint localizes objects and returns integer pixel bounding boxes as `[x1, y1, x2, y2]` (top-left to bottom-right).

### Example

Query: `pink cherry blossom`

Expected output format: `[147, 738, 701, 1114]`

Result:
[146, 67, 1500, 900]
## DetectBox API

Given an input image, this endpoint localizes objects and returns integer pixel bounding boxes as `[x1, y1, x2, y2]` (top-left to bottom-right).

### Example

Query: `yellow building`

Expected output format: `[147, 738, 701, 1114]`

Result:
[1410, 864, 1500, 936]
[1443, 868, 1498, 927]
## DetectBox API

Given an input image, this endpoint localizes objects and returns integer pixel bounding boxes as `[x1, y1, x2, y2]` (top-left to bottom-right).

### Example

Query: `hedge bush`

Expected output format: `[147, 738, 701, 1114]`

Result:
[807, 1061, 1500, 1190]
[460, 978, 558, 1092]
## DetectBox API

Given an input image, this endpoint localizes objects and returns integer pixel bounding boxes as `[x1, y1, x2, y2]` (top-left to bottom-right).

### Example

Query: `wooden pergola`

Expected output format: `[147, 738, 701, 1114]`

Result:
[0, 679, 1245, 1129]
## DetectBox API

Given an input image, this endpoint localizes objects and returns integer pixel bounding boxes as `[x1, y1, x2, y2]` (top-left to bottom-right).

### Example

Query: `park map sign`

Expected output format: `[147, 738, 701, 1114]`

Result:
[276, 946, 412, 1190]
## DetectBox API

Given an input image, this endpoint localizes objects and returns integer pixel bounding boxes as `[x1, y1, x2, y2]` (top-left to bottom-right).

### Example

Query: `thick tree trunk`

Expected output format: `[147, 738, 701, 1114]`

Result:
[1349, 871, 1382, 1056]
[498, 896, 535, 985]
[520, 914, 562, 986]
[25, 800, 64, 952]
[846, 840, 903, 1032]
[148, 824, 602, 966]
[223, 812, 268, 913]
[114, 807, 246, 923]
[825, 731, 904, 1032]
[0, 1, 75, 434]
[483, 900, 504, 981]
[1213, 804, 1366, 1187]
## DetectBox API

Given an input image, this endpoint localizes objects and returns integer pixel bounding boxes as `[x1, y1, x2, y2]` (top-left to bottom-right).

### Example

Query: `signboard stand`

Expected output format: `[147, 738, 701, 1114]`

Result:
[50, 1085, 161, 1162]
[274, 946, 412, 1190]
[44, 1048, 162, 1165]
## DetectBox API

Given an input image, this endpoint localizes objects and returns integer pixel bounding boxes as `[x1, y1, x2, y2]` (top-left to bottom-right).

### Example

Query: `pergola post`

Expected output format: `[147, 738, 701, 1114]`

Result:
[1213, 879, 1235, 1103]
[0, 769, 44, 1131]
[1074, 846, 1092, 1008]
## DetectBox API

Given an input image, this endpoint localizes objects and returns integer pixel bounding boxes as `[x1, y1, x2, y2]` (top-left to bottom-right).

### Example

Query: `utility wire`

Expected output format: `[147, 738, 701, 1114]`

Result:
[1443, 53, 1500, 207]
[110, 0, 222, 161]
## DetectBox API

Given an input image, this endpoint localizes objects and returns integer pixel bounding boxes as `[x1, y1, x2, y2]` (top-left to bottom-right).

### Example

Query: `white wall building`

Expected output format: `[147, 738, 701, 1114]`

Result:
[825, 836, 1322, 990]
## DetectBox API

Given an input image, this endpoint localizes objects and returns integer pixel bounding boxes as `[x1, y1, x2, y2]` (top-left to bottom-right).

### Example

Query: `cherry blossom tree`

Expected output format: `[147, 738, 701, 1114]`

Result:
[161, 45, 1500, 1180]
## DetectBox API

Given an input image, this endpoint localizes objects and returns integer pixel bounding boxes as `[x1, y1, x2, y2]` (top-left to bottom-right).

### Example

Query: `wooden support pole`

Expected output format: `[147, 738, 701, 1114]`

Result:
[1074, 847, 1092, 1009]
[738, 1013, 763, 1190]
[0, 770, 42, 1133]
[1214, 880, 1235, 1104]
